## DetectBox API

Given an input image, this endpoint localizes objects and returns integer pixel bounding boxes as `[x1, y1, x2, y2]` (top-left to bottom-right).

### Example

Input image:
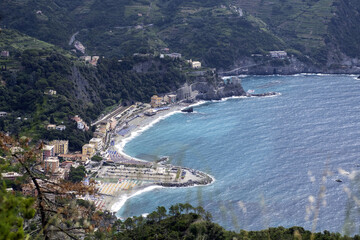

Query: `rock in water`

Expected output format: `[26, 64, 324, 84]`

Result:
[181, 107, 193, 113]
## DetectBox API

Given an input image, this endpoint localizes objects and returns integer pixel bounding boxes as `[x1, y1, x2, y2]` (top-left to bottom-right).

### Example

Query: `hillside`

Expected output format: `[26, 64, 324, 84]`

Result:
[0, 29, 188, 149]
[87, 203, 360, 239]
[2, 0, 360, 72]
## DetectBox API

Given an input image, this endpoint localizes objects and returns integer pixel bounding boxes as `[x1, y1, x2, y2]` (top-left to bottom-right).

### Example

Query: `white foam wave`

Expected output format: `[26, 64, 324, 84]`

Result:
[115, 110, 182, 161]
[189, 100, 207, 107]
[299, 73, 336, 76]
[111, 185, 164, 213]
[210, 96, 248, 103]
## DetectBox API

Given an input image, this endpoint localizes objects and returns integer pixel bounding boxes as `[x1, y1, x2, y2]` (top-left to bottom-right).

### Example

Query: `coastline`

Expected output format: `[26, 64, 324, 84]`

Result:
[114, 103, 185, 162]
[98, 88, 283, 215]
[101, 101, 213, 215]
[101, 92, 282, 215]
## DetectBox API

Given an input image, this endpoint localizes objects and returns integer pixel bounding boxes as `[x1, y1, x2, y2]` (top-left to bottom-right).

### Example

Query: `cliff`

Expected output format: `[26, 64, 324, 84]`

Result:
[176, 75, 247, 101]
[192, 82, 246, 100]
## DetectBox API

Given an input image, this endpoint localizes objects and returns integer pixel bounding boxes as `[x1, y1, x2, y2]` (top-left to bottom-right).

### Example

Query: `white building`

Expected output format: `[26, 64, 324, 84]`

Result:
[191, 61, 201, 69]
[269, 51, 287, 59]
[89, 138, 103, 151]
[165, 53, 181, 59]
[56, 125, 66, 131]
[44, 157, 59, 174]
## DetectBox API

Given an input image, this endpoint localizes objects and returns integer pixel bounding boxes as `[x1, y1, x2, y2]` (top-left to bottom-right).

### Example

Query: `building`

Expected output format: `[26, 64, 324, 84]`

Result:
[58, 153, 83, 162]
[89, 138, 103, 151]
[269, 51, 287, 59]
[56, 125, 66, 131]
[150, 95, 162, 108]
[0, 51, 9, 57]
[191, 61, 201, 69]
[167, 94, 177, 104]
[90, 56, 100, 66]
[99, 121, 110, 132]
[42, 145, 55, 160]
[187, 59, 201, 69]
[109, 118, 118, 131]
[0, 112, 7, 117]
[77, 122, 85, 130]
[49, 140, 69, 155]
[93, 131, 106, 140]
[82, 144, 95, 161]
[72, 115, 89, 131]
[47, 124, 56, 130]
[165, 53, 181, 59]
[144, 109, 156, 116]
[44, 89, 57, 95]
[77, 121, 89, 131]
[44, 157, 59, 174]
[80, 56, 92, 62]
[1, 172, 23, 180]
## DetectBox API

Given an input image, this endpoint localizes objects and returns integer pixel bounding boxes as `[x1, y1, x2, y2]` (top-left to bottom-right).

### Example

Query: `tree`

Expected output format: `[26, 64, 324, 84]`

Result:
[68, 166, 86, 183]
[0, 133, 98, 239]
[91, 155, 103, 162]
[49, 115, 55, 124]
[169, 204, 180, 216]
[124, 218, 134, 230]
[0, 183, 35, 240]
[156, 206, 167, 221]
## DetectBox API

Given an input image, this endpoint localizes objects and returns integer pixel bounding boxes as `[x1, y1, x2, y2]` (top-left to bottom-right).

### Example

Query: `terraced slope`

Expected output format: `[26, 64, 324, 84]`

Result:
[1, 0, 360, 70]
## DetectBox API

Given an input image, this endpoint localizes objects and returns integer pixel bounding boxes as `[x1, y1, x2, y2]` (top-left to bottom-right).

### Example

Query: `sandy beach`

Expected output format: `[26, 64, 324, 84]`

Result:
[96, 102, 213, 214]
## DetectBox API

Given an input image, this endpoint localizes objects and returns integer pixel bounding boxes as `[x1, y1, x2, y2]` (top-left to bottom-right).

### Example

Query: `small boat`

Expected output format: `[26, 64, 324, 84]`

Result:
[335, 179, 342, 183]
[247, 89, 255, 94]
[181, 107, 193, 113]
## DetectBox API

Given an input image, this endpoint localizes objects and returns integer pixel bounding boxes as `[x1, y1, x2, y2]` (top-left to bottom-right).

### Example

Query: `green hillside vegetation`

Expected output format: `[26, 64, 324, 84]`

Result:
[0, 29, 71, 55]
[234, 0, 335, 48]
[3, 0, 359, 69]
[89, 203, 360, 240]
[0, 0, 317, 69]
[0, 29, 188, 150]
[327, 0, 360, 58]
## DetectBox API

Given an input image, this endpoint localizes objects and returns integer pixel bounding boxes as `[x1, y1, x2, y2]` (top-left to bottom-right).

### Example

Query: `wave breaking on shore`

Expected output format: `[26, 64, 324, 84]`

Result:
[111, 185, 164, 213]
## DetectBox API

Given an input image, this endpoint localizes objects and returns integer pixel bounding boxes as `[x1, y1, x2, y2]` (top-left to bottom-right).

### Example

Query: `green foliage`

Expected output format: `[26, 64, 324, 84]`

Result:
[91, 155, 103, 162]
[106, 203, 360, 240]
[0, 183, 35, 240]
[2, 0, 358, 68]
[68, 165, 86, 183]
[0, 31, 187, 149]
[328, 0, 360, 58]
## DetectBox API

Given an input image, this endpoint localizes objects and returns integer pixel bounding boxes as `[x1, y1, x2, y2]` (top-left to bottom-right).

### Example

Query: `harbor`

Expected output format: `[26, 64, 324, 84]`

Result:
[84, 100, 214, 213]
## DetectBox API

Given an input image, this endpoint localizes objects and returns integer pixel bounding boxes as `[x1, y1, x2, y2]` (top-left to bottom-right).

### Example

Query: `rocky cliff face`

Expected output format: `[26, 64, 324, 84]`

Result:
[192, 82, 246, 100]
[220, 55, 360, 76]
[176, 80, 247, 101]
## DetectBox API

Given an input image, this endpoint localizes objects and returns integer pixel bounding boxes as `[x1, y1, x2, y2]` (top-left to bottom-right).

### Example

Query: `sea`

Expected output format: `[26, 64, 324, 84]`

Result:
[115, 74, 360, 235]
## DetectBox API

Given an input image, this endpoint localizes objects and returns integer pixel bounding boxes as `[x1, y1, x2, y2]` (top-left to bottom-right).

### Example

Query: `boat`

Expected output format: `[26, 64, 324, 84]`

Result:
[335, 179, 342, 183]
[181, 107, 193, 113]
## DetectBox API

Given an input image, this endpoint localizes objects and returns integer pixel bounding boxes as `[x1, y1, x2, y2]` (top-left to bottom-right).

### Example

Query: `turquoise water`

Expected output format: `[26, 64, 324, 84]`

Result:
[117, 75, 360, 234]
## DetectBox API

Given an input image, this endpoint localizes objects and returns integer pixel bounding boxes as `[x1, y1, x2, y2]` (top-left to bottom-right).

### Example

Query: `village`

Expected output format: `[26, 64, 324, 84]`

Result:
[2, 87, 213, 212]
[0, 47, 286, 212]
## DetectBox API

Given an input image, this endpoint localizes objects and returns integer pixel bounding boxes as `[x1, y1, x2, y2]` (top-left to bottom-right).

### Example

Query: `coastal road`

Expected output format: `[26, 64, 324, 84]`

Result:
[91, 105, 129, 126]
